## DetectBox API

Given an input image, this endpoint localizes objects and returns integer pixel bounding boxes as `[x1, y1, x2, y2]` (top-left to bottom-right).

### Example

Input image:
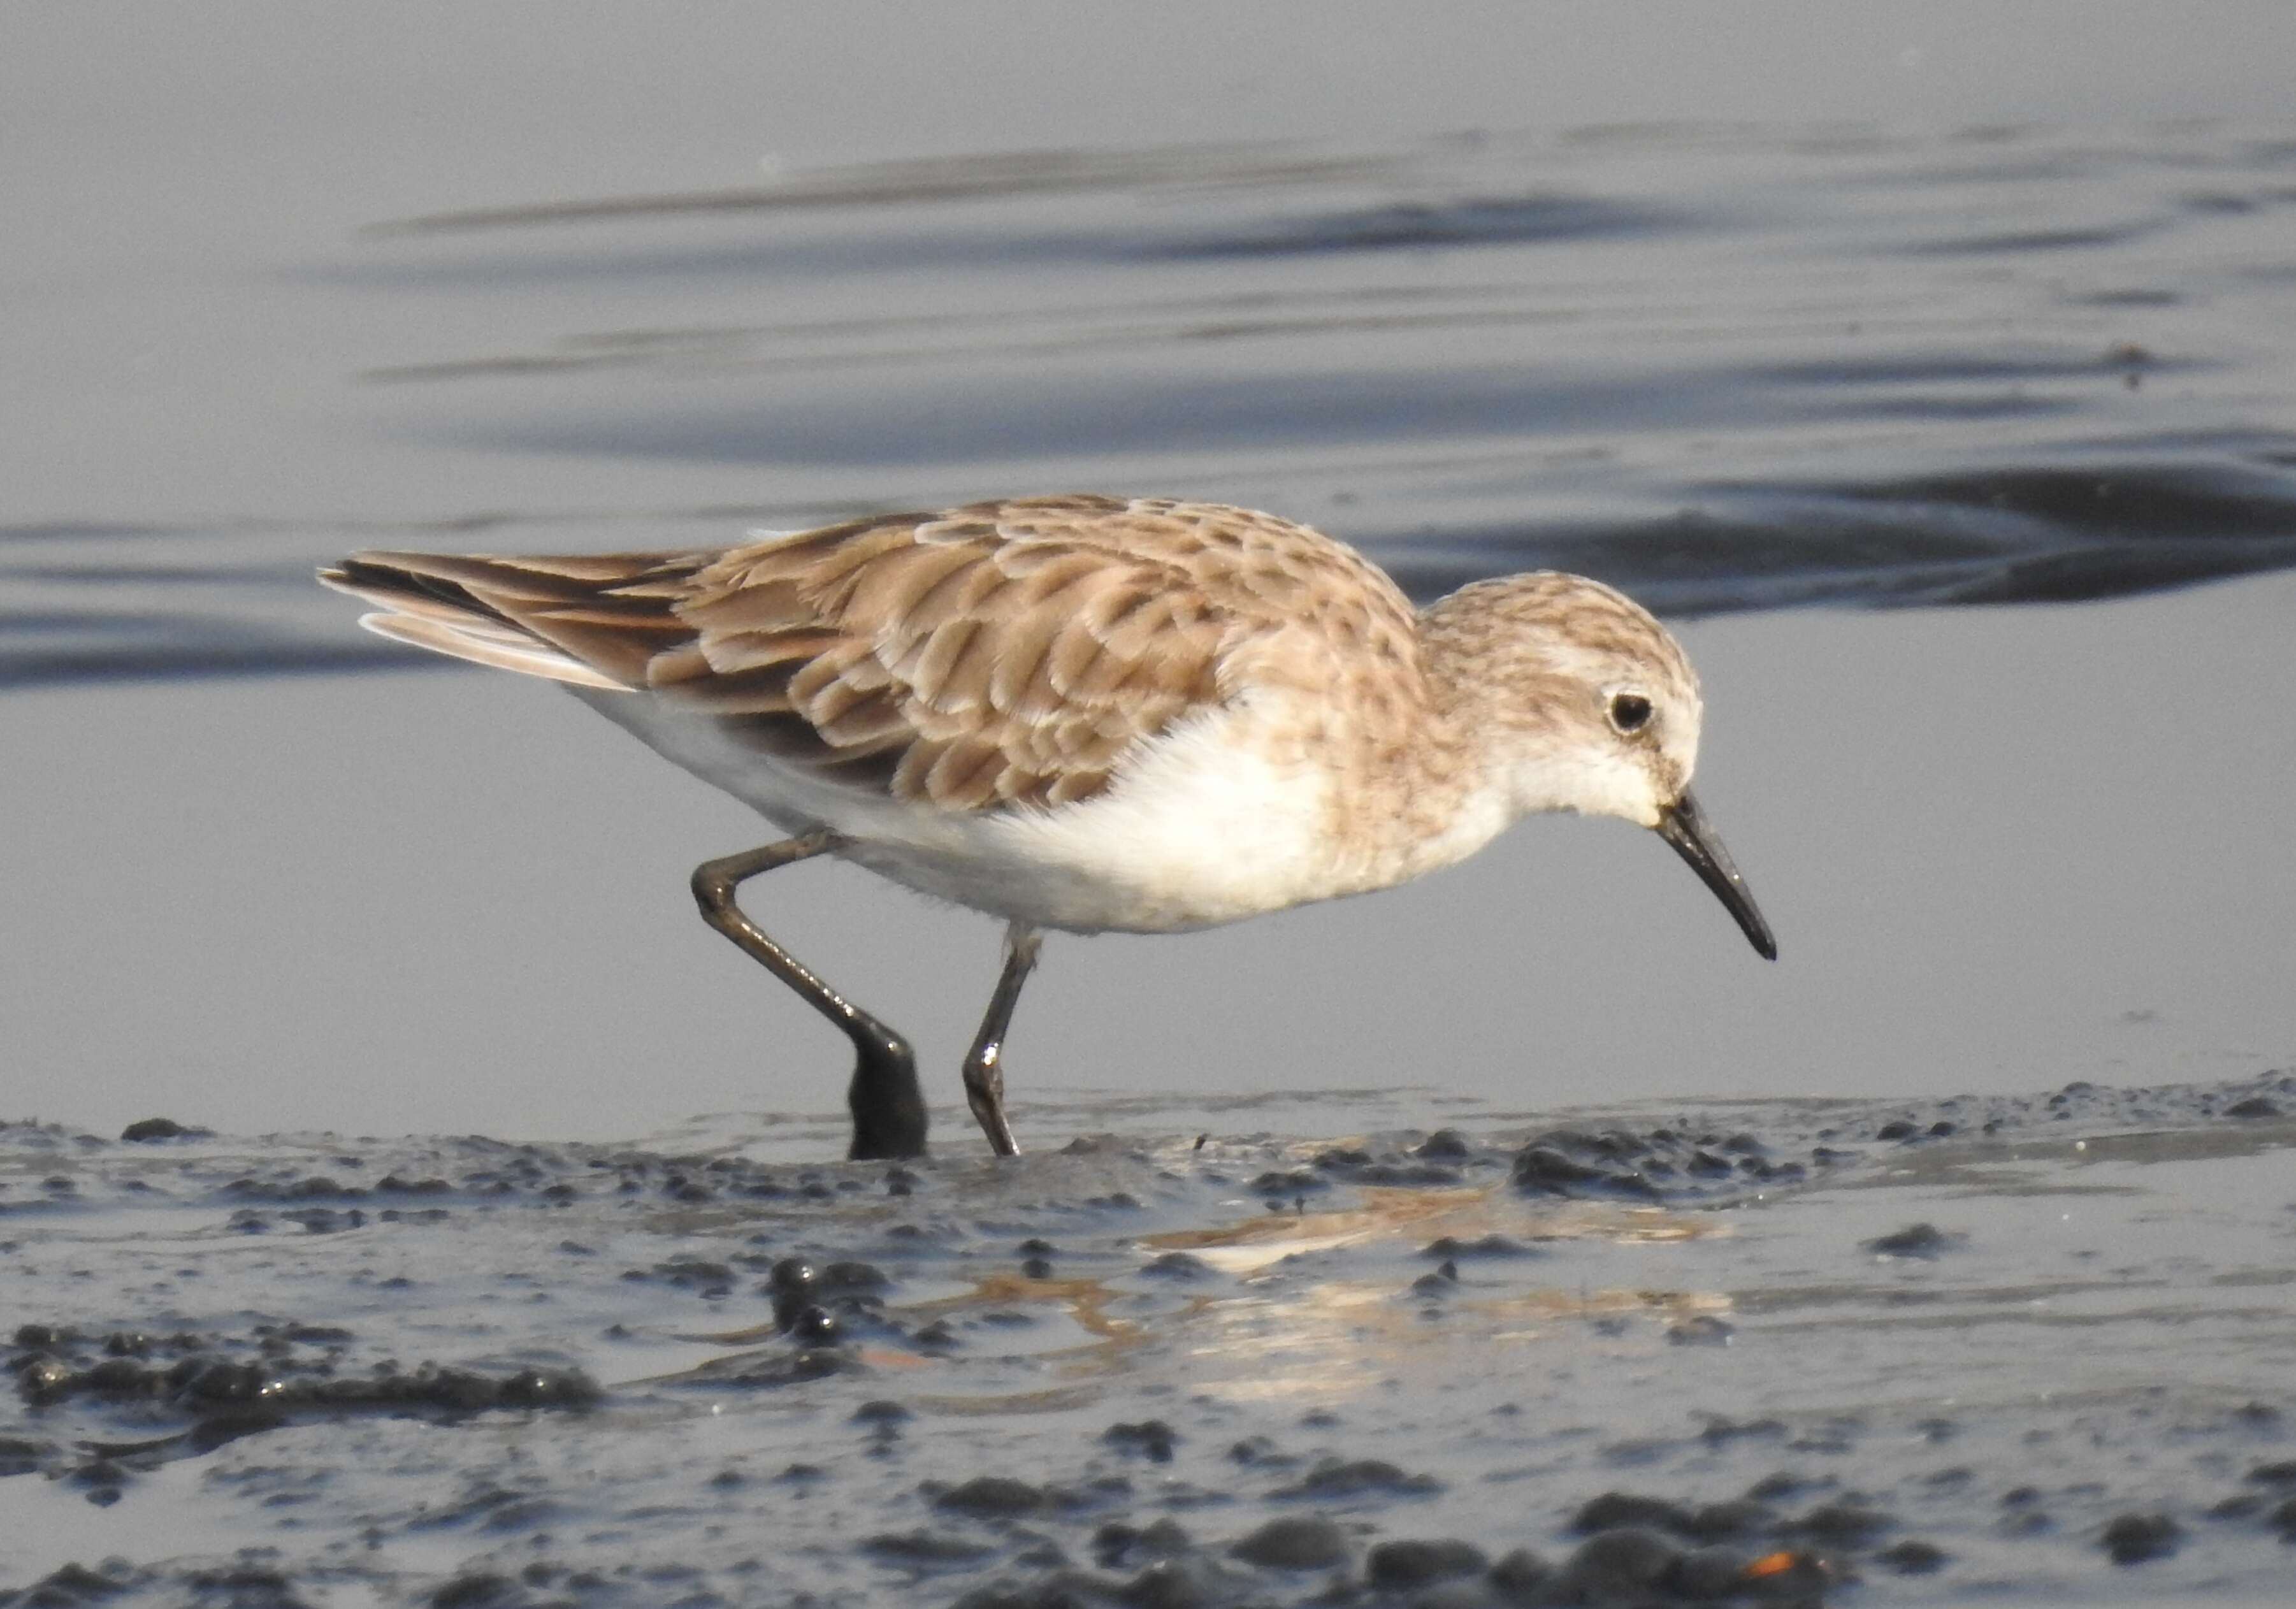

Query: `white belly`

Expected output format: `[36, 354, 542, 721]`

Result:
[572, 689, 1355, 934]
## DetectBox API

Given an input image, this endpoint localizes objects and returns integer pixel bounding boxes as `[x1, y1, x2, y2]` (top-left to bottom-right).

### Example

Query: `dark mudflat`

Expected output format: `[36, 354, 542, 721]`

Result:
[5, 1072, 2295, 1604]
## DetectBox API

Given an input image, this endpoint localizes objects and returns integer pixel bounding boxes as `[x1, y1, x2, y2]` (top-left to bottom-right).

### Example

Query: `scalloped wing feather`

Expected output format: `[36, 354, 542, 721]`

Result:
[323, 496, 1422, 814]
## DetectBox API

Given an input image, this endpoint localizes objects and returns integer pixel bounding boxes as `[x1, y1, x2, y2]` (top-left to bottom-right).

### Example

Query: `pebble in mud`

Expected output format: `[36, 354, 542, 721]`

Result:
[1271, 1457, 1444, 1499]
[1699, 1416, 1787, 1448]
[1227, 1515, 1350, 1569]
[1485, 1547, 1554, 1602]
[767, 1259, 821, 1331]
[762, 1255, 893, 1334]
[934, 1475, 1053, 1517]
[1410, 1260, 1459, 1297]
[1997, 1492, 2053, 1538]
[1862, 1222, 1964, 1259]
[14, 1356, 73, 1405]
[1364, 1537, 1488, 1587]
[1554, 1527, 1681, 1600]
[1420, 1232, 1535, 1259]
[1102, 1419, 1178, 1462]
[10, 1565, 135, 1603]
[1141, 1252, 1213, 1280]
[1094, 1517, 1193, 1565]
[2101, 1512, 2181, 1564]
[1573, 1492, 1696, 1536]
[119, 1116, 206, 1142]
[865, 1528, 998, 1566]
[1511, 1143, 1642, 1197]
[430, 1571, 521, 1607]
[1874, 1539, 1949, 1574]
[853, 1398, 911, 1439]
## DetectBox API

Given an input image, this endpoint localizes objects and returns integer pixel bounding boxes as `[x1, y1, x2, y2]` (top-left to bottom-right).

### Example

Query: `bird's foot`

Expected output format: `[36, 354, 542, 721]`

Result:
[845, 1028, 928, 1160]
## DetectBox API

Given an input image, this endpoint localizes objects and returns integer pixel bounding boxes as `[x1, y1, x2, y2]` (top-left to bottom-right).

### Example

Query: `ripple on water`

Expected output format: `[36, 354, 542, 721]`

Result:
[15, 124, 2296, 688]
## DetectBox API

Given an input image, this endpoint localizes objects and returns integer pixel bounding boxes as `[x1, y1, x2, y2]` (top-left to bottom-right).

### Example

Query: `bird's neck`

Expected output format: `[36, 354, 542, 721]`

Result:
[1302, 612, 1525, 893]
[1401, 624, 1525, 870]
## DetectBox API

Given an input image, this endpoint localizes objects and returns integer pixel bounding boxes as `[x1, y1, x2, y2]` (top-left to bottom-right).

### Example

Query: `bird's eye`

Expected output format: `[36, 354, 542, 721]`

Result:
[1608, 692, 1653, 733]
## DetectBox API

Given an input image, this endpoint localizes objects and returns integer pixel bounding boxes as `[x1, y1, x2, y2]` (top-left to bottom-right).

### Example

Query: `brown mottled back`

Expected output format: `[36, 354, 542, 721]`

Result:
[331, 496, 1424, 812]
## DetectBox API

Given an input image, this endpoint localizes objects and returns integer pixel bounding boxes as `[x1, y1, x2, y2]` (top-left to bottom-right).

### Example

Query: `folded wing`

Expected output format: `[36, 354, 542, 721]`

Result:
[321, 496, 1268, 812]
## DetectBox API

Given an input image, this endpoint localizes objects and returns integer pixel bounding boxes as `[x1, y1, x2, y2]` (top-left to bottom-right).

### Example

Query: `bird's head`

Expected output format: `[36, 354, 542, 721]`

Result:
[1421, 571, 1776, 960]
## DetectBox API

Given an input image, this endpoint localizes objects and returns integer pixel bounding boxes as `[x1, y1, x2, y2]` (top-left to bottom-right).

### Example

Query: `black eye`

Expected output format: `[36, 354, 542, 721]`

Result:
[1608, 692, 1653, 733]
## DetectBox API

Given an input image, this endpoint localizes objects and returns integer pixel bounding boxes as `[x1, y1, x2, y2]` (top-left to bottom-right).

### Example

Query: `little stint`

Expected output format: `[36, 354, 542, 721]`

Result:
[322, 494, 1775, 1157]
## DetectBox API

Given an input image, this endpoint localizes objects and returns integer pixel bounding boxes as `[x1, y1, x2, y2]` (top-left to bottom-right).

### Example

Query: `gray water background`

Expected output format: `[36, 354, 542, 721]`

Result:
[3, 1, 2293, 1141]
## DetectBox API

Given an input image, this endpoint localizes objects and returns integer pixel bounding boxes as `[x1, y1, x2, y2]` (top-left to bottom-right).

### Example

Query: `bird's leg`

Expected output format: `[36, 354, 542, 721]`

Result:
[960, 923, 1043, 1158]
[690, 832, 927, 1162]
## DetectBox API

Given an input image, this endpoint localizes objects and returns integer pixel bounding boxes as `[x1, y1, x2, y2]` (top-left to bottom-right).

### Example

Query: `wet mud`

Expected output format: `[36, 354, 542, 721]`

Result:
[6, 1073, 2294, 1605]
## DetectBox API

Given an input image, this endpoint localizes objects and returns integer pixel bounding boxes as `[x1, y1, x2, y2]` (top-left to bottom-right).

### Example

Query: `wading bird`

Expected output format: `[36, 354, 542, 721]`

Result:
[323, 495, 1774, 1158]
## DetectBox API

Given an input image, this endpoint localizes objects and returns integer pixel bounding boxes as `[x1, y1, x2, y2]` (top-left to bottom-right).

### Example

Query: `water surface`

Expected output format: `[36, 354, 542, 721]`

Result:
[12, 120, 2296, 686]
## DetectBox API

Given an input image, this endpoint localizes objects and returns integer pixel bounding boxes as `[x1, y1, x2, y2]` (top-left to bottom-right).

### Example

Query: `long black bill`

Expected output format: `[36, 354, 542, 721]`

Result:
[1654, 788, 1777, 960]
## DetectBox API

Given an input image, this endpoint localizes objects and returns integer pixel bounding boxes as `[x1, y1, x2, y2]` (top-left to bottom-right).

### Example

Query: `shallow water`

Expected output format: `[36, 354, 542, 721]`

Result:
[13, 117, 2296, 686]
[4, 4, 2296, 1602]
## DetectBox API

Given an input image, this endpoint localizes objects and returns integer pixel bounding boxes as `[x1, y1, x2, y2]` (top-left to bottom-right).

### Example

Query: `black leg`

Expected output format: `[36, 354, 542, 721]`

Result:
[961, 923, 1042, 1157]
[690, 832, 928, 1161]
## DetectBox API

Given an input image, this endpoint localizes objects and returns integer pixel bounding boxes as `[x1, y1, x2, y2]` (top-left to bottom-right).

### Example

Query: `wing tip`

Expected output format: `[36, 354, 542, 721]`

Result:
[354, 610, 632, 690]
